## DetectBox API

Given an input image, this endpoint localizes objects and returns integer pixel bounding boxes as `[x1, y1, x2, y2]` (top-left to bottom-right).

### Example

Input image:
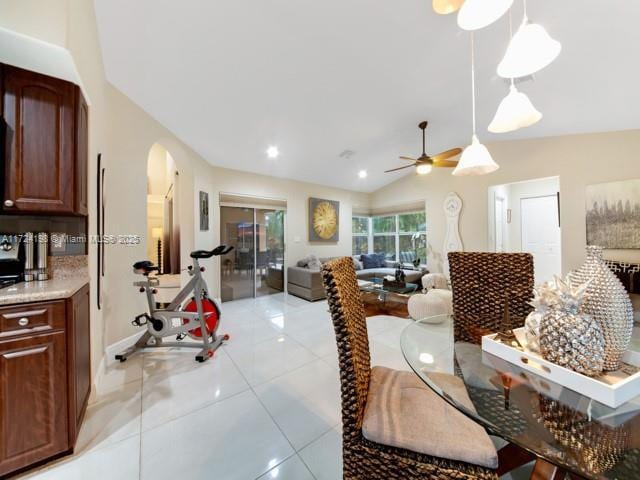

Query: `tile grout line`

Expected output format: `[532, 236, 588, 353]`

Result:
[138, 353, 144, 480]
[223, 340, 318, 480]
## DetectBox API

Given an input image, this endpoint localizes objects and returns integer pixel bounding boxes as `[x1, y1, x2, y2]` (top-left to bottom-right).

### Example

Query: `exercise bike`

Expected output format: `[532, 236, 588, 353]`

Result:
[115, 244, 233, 363]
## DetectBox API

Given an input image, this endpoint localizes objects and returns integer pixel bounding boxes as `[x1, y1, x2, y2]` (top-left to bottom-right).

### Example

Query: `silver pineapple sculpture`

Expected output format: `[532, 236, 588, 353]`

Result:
[538, 275, 605, 377]
[570, 246, 633, 371]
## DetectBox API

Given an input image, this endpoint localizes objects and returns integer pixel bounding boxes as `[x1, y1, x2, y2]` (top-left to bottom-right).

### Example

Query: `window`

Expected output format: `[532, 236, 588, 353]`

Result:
[352, 216, 369, 255]
[398, 212, 427, 265]
[373, 215, 397, 261]
[352, 211, 427, 266]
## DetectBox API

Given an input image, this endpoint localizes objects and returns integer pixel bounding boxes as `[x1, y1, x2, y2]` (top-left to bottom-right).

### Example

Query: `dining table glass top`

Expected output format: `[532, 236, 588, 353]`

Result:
[400, 315, 640, 480]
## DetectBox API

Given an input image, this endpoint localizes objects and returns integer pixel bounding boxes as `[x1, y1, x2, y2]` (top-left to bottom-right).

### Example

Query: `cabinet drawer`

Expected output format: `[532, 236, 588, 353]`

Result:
[0, 301, 66, 338]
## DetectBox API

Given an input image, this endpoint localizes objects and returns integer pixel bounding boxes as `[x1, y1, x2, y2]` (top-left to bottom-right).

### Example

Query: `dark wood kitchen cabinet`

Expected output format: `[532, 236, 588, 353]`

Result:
[0, 284, 90, 477]
[67, 284, 91, 439]
[0, 331, 68, 476]
[1, 64, 88, 215]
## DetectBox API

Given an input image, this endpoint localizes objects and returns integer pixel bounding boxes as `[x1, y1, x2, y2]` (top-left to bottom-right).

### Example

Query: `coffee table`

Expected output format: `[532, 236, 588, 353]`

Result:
[359, 278, 419, 318]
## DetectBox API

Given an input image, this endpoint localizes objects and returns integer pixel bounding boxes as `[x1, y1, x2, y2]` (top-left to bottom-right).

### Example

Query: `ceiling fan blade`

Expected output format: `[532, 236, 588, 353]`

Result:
[431, 148, 463, 161]
[385, 164, 415, 173]
[399, 156, 418, 162]
[433, 159, 459, 168]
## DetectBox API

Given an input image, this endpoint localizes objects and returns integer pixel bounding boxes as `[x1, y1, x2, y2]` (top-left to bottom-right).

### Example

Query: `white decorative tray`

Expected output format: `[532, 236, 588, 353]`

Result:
[481, 327, 640, 408]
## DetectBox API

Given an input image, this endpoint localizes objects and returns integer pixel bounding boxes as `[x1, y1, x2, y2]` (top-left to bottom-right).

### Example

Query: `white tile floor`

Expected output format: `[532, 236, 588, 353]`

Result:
[19, 293, 530, 480]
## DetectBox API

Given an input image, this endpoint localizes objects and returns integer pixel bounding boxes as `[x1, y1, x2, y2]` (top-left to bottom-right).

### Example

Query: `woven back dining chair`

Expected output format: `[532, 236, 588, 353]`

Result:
[448, 252, 535, 344]
[321, 257, 498, 480]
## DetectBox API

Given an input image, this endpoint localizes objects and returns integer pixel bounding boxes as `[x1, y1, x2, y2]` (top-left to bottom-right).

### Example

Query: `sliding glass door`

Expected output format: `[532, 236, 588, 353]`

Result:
[220, 207, 255, 301]
[220, 206, 285, 302]
[256, 209, 285, 297]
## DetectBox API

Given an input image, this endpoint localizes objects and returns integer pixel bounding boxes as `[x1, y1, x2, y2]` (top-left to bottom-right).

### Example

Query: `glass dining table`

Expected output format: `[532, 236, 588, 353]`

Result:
[400, 315, 640, 480]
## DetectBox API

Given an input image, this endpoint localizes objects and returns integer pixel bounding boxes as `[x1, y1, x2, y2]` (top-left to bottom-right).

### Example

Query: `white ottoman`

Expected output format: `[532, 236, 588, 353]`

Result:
[408, 289, 453, 322]
[421, 273, 449, 290]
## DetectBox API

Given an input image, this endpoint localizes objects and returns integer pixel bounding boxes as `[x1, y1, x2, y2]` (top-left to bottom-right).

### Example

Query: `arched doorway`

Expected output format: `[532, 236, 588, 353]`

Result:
[147, 143, 180, 274]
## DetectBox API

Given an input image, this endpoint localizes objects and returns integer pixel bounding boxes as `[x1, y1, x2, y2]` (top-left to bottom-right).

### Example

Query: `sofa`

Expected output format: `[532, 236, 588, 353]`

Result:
[287, 254, 428, 301]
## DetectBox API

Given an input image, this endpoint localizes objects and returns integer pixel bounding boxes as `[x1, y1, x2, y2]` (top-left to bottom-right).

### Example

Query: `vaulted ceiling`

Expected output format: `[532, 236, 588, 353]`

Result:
[94, 0, 640, 192]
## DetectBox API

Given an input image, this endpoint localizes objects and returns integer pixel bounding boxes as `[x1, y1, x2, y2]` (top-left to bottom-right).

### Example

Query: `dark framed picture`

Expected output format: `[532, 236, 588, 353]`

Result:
[199, 191, 209, 231]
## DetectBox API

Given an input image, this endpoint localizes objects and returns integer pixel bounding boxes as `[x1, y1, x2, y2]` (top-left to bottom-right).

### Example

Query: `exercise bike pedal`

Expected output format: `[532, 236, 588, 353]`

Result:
[132, 313, 150, 327]
[115, 354, 127, 363]
[176, 333, 187, 341]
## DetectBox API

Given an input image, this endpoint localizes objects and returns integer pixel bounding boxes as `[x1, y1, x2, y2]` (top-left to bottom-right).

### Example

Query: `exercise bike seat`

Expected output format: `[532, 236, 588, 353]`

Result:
[133, 260, 159, 274]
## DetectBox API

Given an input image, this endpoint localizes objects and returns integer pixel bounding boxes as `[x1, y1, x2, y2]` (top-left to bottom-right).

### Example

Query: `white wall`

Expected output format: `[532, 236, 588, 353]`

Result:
[371, 130, 640, 276]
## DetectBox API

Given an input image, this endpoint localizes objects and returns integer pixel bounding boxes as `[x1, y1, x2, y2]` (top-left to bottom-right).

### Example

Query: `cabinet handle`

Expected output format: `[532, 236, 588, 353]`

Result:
[18, 317, 29, 327]
[3, 347, 47, 359]
[4, 200, 14, 207]
[4, 309, 46, 320]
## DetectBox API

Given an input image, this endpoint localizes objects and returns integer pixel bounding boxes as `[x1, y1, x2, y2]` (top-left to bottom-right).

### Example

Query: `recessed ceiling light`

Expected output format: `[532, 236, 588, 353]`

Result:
[266, 146, 279, 158]
[358, 170, 368, 179]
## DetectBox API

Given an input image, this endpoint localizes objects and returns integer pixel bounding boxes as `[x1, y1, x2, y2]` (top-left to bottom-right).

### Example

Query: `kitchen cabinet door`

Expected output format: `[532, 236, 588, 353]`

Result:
[2, 65, 75, 214]
[0, 332, 68, 476]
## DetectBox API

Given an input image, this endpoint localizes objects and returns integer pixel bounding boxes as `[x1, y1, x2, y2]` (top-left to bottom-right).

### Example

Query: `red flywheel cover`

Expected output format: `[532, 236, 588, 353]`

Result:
[182, 298, 219, 338]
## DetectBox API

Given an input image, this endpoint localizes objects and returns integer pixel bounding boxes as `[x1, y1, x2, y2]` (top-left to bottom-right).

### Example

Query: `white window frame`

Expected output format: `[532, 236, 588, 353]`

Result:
[353, 211, 427, 266]
[351, 215, 371, 256]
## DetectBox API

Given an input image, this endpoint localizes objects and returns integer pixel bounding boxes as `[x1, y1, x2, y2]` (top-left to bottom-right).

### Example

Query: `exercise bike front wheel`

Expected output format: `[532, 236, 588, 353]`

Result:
[181, 297, 219, 339]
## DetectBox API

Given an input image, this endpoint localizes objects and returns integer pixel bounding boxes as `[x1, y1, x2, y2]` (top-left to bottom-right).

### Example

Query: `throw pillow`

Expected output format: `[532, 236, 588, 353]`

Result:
[352, 256, 364, 270]
[297, 259, 308, 268]
[307, 254, 322, 270]
[362, 254, 382, 270]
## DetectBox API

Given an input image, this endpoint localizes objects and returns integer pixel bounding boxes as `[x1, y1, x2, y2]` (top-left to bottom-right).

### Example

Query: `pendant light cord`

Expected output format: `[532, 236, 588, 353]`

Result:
[509, 8, 515, 88]
[523, 0, 528, 21]
[470, 31, 476, 135]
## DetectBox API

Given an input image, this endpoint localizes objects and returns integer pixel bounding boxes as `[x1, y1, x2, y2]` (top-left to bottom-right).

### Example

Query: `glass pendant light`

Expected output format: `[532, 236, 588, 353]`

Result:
[497, 0, 561, 78]
[489, 82, 542, 133]
[433, 0, 464, 15]
[457, 0, 513, 31]
[453, 33, 499, 177]
[489, 14, 542, 133]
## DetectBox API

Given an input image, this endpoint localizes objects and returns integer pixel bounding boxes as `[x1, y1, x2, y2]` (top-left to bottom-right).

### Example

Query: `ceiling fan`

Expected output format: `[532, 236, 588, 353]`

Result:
[385, 121, 462, 175]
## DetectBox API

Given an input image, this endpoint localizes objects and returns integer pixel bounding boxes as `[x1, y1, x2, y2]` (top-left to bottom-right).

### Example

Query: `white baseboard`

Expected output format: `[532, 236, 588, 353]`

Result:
[89, 355, 106, 405]
[104, 330, 146, 367]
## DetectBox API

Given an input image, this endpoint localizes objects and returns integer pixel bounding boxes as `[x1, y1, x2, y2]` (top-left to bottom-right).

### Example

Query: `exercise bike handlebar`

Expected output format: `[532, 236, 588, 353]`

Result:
[189, 244, 234, 259]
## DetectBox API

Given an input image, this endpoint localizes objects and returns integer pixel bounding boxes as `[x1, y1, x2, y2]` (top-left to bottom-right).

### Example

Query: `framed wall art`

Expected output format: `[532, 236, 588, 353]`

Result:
[586, 178, 640, 249]
[309, 197, 339, 242]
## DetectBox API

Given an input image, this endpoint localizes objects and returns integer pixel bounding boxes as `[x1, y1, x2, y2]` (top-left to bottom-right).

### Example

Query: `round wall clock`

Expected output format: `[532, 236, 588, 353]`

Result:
[313, 201, 338, 240]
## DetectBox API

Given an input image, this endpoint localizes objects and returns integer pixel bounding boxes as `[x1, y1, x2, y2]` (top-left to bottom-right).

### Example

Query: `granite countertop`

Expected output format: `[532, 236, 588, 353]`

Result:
[0, 276, 90, 306]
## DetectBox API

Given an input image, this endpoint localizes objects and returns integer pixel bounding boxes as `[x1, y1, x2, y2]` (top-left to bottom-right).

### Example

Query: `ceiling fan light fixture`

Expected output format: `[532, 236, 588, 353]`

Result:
[488, 84, 542, 133]
[457, 0, 513, 31]
[416, 163, 433, 175]
[452, 135, 499, 176]
[497, 19, 561, 78]
[433, 0, 464, 15]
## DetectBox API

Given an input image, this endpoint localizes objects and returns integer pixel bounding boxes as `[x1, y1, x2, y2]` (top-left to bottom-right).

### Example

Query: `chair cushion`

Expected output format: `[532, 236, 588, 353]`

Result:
[362, 366, 498, 469]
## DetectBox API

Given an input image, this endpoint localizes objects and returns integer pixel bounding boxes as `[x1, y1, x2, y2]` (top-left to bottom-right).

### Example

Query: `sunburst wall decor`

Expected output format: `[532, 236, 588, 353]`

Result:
[309, 197, 339, 242]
